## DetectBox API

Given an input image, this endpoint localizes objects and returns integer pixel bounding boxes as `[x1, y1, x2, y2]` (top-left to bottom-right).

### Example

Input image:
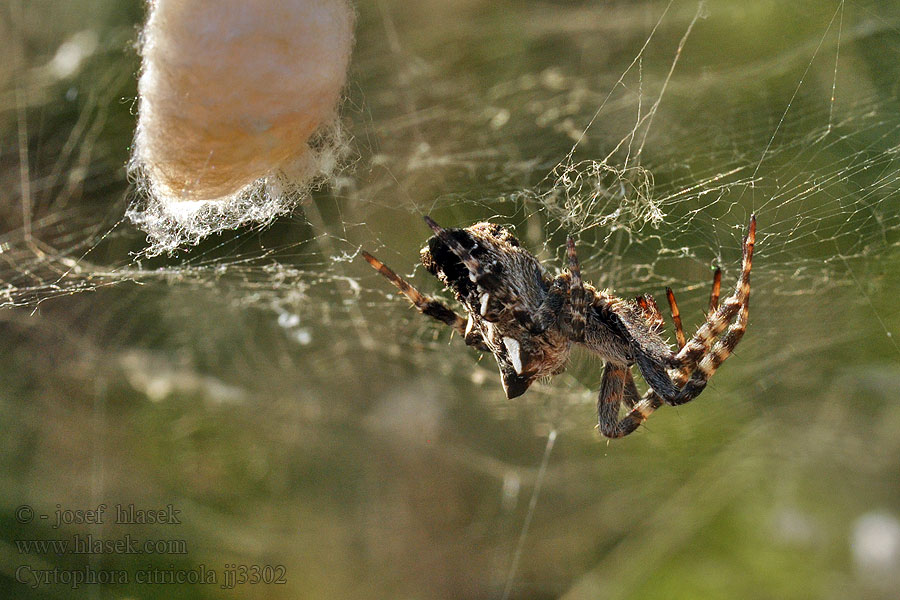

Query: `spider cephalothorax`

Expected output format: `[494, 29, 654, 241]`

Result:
[362, 215, 755, 438]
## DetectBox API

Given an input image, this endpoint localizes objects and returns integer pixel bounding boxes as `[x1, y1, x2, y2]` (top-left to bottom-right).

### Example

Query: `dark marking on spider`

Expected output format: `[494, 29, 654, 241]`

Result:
[363, 215, 756, 438]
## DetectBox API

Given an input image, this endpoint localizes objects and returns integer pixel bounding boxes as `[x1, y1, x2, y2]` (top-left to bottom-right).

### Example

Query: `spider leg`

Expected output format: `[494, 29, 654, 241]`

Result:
[664, 288, 687, 349]
[708, 267, 722, 318]
[636, 294, 665, 335]
[662, 267, 722, 353]
[635, 294, 648, 312]
[671, 215, 754, 382]
[523, 236, 594, 337]
[523, 277, 568, 334]
[660, 268, 719, 351]
[622, 368, 641, 408]
[666, 215, 755, 403]
[623, 216, 754, 405]
[362, 250, 488, 350]
[597, 364, 663, 438]
[520, 236, 590, 336]
[669, 272, 750, 404]
[566, 237, 587, 341]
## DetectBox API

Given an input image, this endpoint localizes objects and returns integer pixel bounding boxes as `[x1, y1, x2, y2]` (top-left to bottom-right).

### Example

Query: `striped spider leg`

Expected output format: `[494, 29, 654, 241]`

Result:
[361, 250, 489, 351]
[363, 215, 756, 439]
[595, 215, 755, 436]
[666, 216, 754, 403]
[596, 266, 724, 437]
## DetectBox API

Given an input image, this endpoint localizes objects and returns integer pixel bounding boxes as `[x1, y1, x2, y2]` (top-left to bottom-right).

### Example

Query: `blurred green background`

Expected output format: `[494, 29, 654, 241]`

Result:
[2, 0, 900, 598]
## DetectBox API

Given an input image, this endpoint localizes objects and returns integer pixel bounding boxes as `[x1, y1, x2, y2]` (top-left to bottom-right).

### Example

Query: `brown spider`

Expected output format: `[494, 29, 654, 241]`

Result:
[362, 215, 755, 438]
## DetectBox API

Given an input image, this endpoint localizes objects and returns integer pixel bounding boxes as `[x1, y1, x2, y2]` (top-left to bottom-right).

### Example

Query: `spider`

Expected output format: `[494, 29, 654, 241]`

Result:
[362, 215, 755, 438]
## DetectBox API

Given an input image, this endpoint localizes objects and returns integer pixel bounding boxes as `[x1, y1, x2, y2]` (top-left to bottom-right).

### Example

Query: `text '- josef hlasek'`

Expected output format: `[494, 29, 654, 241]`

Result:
[15, 504, 181, 529]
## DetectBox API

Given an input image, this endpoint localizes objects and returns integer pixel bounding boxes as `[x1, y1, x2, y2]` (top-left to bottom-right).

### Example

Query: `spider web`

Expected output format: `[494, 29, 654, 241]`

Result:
[3, 0, 900, 599]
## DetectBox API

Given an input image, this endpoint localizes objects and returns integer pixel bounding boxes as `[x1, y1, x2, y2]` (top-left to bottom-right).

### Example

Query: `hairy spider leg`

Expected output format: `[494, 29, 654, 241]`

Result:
[664, 288, 687, 349]
[566, 237, 587, 341]
[635, 295, 648, 316]
[603, 256, 738, 436]
[524, 278, 568, 335]
[643, 294, 663, 329]
[610, 286, 685, 434]
[622, 368, 641, 408]
[362, 250, 488, 350]
[708, 267, 722, 318]
[636, 294, 665, 335]
[665, 264, 719, 351]
[597, 364, 665, 438]
[615, 268, 723, 434]
[670, 266, 751, 403]
[664, 264, 722, 354]
[667, 215, 755, 402]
